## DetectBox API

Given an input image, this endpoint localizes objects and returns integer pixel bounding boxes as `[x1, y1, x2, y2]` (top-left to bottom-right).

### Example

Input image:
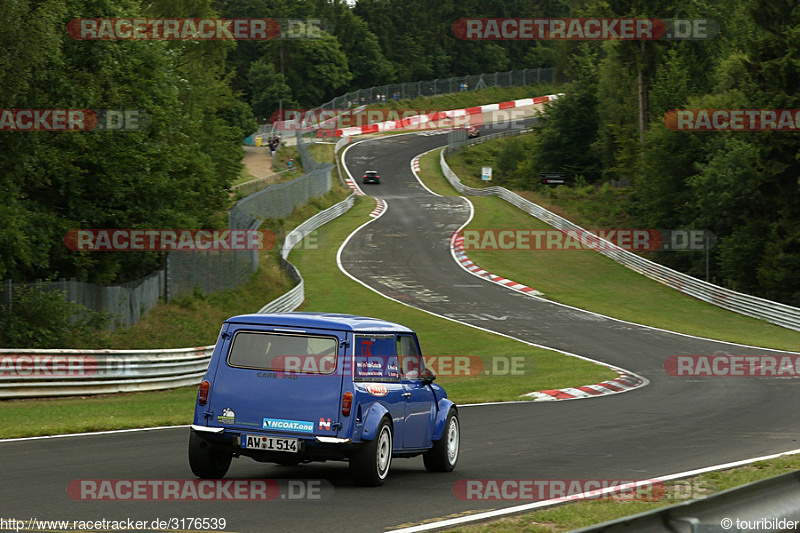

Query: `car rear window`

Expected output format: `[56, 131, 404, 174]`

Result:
[353, 334, 399, 381]
[227, 331, 338, 374]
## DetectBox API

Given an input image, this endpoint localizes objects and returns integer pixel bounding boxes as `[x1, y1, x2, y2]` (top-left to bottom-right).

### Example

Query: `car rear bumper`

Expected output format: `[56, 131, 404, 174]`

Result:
[190, 426, 355, 460]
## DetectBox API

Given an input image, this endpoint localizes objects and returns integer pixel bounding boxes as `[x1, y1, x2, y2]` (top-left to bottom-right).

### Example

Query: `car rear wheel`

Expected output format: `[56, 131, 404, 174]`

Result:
[423, 410, 459, 472]
[189, 431, 232, 479]
[350, 418, 392, 486]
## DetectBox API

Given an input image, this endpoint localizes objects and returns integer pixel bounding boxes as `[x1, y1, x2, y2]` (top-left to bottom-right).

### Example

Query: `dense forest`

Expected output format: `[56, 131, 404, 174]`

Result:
[1, 0, 798, 305]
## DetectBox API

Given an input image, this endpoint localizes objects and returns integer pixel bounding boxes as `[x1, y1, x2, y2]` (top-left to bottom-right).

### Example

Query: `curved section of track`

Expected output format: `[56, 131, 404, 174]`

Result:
[1, 129, 797, 533]
[337, 133, 800, 520]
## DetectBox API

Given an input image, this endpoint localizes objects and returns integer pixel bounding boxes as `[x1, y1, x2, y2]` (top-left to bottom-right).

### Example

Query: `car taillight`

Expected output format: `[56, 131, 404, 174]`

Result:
[342, 392, 353, 416]
[198, 380, 210, 405]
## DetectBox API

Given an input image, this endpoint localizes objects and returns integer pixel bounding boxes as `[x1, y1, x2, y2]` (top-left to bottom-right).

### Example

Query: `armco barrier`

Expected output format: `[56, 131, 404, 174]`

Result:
[440, 147, 800, 331]
[258, 192, 357, 314]
[0, 346, 214, 399]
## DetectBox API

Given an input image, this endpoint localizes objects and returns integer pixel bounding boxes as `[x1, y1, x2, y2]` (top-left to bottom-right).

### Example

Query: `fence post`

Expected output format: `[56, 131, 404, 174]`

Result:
[4, 279, 11, 315]
[164, 252, 170, 303]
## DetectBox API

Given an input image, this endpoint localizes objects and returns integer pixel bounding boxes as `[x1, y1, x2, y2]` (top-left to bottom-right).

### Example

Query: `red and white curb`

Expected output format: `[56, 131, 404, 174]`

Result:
[522, 372, 644, 401]
[412, 157, 421, 173]
[451, 233, 544, 296]
[344, 177, 365, 196]
[334, 94, 562, 137]
[369, 198, 386, 218]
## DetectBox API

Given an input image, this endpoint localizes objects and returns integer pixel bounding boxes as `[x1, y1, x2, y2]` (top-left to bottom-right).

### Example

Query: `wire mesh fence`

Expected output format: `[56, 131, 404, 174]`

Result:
[1, 138, 333, 334]
[164, 248, 259, 303]
[228, 164, 333, 231]
[0, 272, 164, 330]
[316, 68, 556, 111]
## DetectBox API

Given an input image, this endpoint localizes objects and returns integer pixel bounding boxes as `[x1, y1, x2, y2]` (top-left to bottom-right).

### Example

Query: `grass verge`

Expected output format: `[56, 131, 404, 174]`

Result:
[441, 453, 800, 532]
[0, 388, 198, 439]
[308, 141, 336, 164]
[365, 84, 563, 113]
[418, 148, 800, 351]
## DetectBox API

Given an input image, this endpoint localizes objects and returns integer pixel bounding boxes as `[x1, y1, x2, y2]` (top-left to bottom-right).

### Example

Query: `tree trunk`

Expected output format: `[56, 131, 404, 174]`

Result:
[638, 40, 648, 145]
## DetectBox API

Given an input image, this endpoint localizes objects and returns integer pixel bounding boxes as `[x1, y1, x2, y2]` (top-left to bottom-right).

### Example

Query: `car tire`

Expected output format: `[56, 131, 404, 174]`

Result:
[350, 418, 392, 486]
[188, 431, 232, 479]
[423, 410, 459, 472]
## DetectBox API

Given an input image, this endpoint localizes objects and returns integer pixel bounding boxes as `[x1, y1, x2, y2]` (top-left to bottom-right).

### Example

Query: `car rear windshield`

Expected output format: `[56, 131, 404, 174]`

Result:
[227, 331, 338, 374]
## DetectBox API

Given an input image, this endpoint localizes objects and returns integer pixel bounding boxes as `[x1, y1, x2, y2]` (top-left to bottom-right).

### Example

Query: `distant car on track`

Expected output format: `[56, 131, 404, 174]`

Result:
[467, 126, 480, 138]
[189, 312, 460, 486]
[362, 170, 380, 184]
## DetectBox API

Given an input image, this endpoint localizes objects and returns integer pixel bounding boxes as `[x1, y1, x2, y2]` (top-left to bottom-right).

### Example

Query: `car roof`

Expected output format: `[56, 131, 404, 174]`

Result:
[364, 170, 378, 174]
[225, 312, 413, 333]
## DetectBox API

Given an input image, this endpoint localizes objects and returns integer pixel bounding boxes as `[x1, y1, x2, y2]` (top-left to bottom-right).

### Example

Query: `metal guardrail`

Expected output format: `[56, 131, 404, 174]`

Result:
[258, 192, 357, 314]
[572, 469, 800, 532]
[440, 147, 800, 331]
[0, 346, 214, 398]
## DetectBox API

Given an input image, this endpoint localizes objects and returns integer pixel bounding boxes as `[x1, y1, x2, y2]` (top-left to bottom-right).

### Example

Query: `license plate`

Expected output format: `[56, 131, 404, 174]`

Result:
[241, 434, 299, 453]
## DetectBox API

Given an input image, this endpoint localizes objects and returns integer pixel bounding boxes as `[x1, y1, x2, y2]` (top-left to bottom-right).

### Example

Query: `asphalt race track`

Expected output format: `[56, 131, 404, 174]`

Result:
[1, 129, 798, 533]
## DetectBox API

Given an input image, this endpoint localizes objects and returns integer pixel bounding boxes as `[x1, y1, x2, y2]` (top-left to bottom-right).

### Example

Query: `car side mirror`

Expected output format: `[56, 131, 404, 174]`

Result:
[421, 367, 436, 384]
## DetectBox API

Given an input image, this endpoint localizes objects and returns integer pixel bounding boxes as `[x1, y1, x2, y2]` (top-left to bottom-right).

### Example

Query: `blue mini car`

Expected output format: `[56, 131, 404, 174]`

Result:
[189, 313, 460, 486]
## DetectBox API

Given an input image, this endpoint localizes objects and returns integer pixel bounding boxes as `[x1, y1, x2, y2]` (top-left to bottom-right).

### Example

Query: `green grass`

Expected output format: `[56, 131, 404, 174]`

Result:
[0, 387, 198, 438]
[288, 195, 616, 404]
[308, 141, 336, 164]
[444, 137, 634, 229]
[273, 145, 303, 173]
[442, 453, 800, 532]
[365, 83, 563, 113]
[418, 148, 800, 351]
[232, 164, 257, 187]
